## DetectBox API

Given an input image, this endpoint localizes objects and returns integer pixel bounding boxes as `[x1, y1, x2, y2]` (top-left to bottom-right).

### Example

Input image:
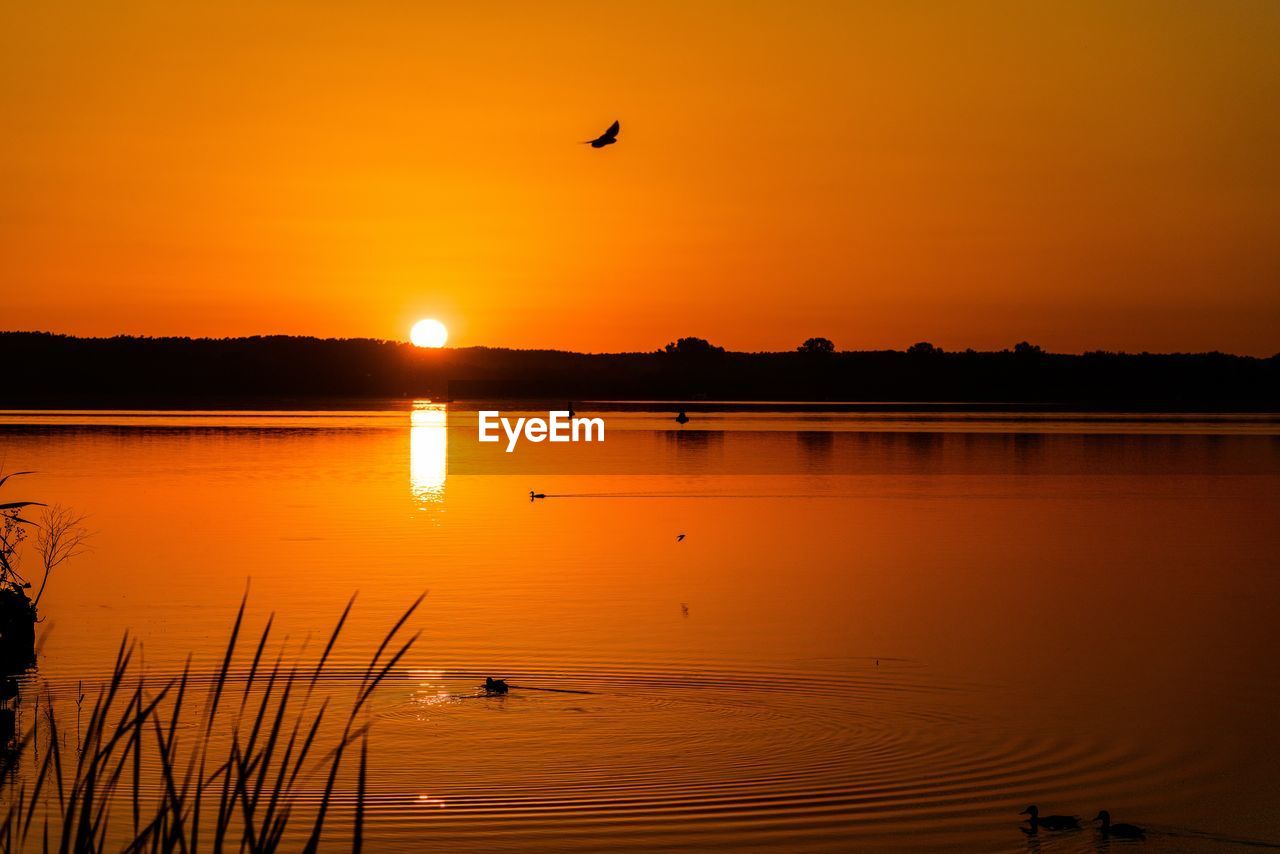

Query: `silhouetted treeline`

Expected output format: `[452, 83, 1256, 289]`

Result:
[1, 332, 1277, 409]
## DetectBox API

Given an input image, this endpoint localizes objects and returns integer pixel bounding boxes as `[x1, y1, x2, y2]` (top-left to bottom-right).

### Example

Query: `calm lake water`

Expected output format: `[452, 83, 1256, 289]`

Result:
[2, 407, 1279, 851]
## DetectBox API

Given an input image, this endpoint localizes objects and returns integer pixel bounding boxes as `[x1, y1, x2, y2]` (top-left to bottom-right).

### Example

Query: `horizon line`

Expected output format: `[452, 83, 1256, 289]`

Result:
[2, 330, 1277, 360]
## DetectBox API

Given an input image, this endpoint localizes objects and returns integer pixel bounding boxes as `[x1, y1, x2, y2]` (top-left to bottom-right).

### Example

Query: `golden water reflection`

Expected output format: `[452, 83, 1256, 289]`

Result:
[9, 416, 1280, 850]
[410, 402, 447, 503]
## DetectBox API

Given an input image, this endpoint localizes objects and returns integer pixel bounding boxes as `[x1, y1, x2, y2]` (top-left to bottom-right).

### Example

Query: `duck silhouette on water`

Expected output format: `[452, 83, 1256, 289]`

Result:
[484, 677, 510, 694]
[1021, 805, 1080, 832]
[529, 490, 546, 501]
[675, 410, 689, 424]
[1094, 810, 1145, 840]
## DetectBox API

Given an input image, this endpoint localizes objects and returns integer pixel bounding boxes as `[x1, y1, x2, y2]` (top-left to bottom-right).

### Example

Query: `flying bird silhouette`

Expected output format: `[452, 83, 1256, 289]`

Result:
[676, 534, 686, 542]
[584, 120, 620, 148]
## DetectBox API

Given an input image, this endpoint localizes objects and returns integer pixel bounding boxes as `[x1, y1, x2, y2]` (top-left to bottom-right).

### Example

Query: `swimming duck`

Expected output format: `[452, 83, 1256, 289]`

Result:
[529, 491, 546, 500]
[675, 410, 689, 424]
[484, 677, 510, 694]
[1020, 805, 1080, 831]
[1094, 810, 1145, 839]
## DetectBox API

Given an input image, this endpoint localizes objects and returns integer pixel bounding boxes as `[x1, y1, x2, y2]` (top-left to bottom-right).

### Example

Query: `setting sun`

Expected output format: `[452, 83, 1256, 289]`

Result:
[410, 318, 448, 348]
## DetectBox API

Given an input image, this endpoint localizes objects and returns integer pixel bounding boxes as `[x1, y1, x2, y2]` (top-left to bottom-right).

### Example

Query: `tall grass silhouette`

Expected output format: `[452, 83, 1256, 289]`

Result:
[0, 591, 424, 852]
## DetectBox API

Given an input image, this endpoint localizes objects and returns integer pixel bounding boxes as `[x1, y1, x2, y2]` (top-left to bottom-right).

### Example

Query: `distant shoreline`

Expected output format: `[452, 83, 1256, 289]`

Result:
[4, 402, 1280, 417]
[3, 332, 1276, 410]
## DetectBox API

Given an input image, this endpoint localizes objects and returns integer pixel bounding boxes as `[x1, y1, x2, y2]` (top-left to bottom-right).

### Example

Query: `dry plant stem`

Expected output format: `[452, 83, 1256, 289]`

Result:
[33, 505, 90, 608]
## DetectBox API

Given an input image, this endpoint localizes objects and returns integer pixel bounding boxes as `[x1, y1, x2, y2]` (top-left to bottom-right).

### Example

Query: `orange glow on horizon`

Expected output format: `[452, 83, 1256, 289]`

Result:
[1, 2, 1278, 355]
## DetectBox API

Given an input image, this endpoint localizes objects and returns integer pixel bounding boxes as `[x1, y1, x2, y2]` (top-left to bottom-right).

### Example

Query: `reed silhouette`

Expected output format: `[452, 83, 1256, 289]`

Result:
[0, 591, 424, 852]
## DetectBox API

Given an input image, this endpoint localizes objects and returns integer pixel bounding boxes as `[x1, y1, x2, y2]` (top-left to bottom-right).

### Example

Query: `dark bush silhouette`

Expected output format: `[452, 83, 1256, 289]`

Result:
[662, 337, 725, 355]
[907, 341, 942, 356]
[0, 472, 88, 671]
[798, 337, 835, 354]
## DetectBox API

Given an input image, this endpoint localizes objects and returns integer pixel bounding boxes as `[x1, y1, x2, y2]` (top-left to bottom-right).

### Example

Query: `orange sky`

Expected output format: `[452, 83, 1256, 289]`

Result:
[2, 1, 1277, 354]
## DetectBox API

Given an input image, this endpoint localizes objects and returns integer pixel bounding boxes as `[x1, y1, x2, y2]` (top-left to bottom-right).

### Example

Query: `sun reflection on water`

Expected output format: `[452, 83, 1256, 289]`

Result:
[416, 794, 446, 809]
[410, 402, 447, 503]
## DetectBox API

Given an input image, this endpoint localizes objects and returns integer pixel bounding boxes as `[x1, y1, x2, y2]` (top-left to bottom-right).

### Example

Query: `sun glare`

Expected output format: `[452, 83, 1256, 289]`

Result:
[410, 318, 448, 348]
